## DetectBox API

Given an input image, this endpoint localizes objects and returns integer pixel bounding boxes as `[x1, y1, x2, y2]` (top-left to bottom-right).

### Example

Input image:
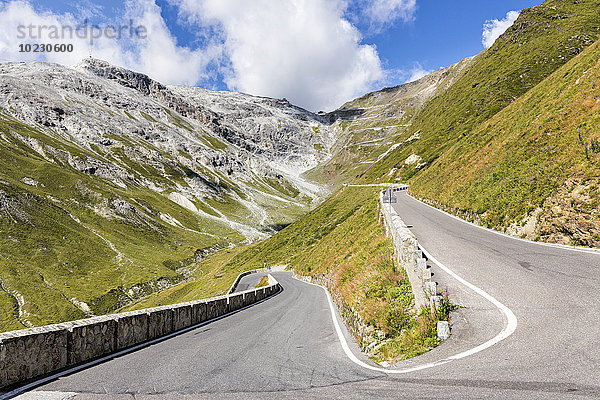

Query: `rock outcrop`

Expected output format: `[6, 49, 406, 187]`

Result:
[0, 58, 336, 237]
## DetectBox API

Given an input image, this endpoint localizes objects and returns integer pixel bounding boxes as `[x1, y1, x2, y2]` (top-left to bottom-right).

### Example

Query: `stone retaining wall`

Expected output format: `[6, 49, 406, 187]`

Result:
[293, 189, 444, 348]
[227, 268, 268, 294]
[380, 190, 437, 309]
[0, 274, 280, 390]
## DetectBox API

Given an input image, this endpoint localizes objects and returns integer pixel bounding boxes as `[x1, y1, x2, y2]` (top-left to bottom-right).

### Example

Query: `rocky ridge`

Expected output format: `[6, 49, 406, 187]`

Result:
[0, 58, 335, 238]
[306, 55, 477, 185]
[0, 58, 337, 328]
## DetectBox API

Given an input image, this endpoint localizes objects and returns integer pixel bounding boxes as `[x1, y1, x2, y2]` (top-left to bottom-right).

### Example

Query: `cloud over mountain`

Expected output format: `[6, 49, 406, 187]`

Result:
[0, 0, 421, 111]
[482, 10, 520, 48]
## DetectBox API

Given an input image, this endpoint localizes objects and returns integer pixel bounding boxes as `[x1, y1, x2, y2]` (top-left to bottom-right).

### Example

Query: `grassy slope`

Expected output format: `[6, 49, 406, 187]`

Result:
[0, 116, 243, 331]
[255, 275, 269, 288]
[5, 1, 597, 355]
[121, 0, 600, 359]
[128, 187, 385, 307]
[360, 0, 600, 181]
[0, 61, 328, 331]
[130, 187, 450, 362]
[124, 245, 254, 310]
[305, 57, 475, 188]
[411, 39, 600, 235]
[356, 0, 600, 243]
[108, 0, 600, 366]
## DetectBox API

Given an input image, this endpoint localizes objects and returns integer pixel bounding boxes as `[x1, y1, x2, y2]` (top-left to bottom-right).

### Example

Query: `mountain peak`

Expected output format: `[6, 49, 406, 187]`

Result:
[75, 57, 165, 96]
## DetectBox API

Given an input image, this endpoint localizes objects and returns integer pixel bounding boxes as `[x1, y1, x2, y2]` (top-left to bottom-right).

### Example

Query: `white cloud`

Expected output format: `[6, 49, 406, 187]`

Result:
[0, 0, 401, 111]
[406, 63, 431, 83]
[380, 62, 432, 87]
[122, 0, 218, 86]
[482, 10, 520, 49]
[363, 0, 416, 27]
[175, 0, 385, 111]
[0, 0, 215, 86]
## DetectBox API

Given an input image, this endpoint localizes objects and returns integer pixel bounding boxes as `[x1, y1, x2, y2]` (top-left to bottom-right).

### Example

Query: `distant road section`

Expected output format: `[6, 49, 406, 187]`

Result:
[231, 271, 267, 292]
[10, 192, 600, 399]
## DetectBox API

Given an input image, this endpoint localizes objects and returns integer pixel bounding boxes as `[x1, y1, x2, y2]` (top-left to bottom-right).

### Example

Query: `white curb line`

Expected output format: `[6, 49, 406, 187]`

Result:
[294, 244, 518, 374]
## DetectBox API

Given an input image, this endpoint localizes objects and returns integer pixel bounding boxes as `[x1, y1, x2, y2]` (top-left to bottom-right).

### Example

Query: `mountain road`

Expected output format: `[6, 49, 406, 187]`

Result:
[9, 192, 600, 399]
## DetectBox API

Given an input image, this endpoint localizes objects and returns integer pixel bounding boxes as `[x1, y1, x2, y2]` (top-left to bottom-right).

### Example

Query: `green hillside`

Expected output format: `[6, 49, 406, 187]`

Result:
[128, 187, 385, 308]
[0, 58, 328, 332]
[130, 186, 451, 362]
[116, 0, 600, 361]
[408, 38, 600, 244]
[304, 55, 475, 187]
[0, 115, 242, 331]
[358, 0, 600, 245]
[3, 0, 599, 337]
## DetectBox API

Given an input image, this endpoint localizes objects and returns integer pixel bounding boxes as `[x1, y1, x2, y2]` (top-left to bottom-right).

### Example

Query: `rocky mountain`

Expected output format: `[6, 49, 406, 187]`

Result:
[305, 55, 476, 186]
[0, 58, 334, 329]
[3, 0, 599, 332]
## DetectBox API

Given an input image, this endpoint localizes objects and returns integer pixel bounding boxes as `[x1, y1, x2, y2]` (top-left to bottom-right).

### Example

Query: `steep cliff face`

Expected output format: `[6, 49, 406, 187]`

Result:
[75, 58, 335, 169]
[0, 58, 335, 329]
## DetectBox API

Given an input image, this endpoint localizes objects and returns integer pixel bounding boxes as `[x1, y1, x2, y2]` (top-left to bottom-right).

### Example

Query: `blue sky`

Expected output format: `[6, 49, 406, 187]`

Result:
[0, 0, 541, 111]
[369, 1, 540, 75]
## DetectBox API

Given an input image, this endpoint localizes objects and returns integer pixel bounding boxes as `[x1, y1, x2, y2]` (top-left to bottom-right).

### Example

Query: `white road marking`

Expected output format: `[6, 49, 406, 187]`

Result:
[294, 244, 518, 374]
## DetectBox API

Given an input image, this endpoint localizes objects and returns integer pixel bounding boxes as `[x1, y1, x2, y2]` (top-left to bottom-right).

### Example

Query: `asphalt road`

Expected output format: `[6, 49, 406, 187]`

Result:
[231, 271, 269, 293]
[12, 192, 600, 399]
